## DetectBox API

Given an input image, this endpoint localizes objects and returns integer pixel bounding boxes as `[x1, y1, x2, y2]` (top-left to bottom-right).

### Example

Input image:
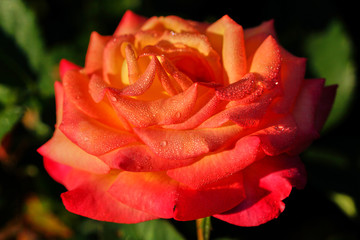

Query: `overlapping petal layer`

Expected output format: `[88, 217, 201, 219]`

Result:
[38, 10, 336, 227]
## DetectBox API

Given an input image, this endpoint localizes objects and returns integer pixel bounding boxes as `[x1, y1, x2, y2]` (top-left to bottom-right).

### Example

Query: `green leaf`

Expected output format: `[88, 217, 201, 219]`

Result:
[119, 220, 185, 240]
[330, 191, 358, 219]
[0, 0, 55, 97]
[0, 0, 44, 72]
[304, 20, 356, 130]
[0, 106, 23, 140]
[0, 84, 18, 105]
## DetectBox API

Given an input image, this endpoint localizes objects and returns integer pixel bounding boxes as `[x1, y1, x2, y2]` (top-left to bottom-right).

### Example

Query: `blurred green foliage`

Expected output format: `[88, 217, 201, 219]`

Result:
[0, 0, 359, 239]
[305, 20, 356, 131]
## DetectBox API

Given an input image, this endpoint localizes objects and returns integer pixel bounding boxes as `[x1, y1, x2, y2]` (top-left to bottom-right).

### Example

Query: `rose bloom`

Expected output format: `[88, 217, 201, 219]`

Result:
[38, 11, 336, 226]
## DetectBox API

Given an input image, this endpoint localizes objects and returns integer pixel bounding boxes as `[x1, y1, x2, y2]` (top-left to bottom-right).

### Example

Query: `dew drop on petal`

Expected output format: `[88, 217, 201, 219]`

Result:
[274, 125, 285, 132]
[175, 112, 181, 119]
[110, 96, 117, 102]
[160, 140, 168, 147]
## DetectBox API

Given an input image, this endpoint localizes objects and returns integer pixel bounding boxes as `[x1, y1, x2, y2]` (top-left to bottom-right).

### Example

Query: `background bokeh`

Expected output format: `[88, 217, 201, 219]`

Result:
[0, 0, 358, 239]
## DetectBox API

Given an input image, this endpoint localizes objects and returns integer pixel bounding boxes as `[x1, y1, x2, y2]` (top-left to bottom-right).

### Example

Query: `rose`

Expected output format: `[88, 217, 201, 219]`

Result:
[38, 10, 336, 226]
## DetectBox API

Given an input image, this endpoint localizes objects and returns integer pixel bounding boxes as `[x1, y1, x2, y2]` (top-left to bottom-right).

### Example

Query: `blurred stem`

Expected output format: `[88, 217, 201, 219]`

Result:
[196, 217, 211, 240]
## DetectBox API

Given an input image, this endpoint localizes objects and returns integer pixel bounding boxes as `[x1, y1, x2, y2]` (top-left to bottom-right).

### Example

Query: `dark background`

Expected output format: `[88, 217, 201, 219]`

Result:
[1, 0, 359, 239]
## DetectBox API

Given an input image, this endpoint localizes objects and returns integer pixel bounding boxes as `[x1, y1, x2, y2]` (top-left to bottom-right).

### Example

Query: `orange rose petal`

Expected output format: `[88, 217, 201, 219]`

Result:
[253, 115, 298, 156]
[134, 124, 242, 160]
[174, 172, 245, 221]
[158, 31, 223, 84]
[206, 15, 247, 84]
[62, 70, 125, 129]
[244, 20, 277, 58]
[155, 41, 222, 85]
[214, 155, 306, 226]
[43, 157, 72, 186]
[114, 10, 147, 36]
[187, 19, 210, 34]
[164, 92, 225, 130]
[159, 56, 193, 91]
[215, 72, 263, 101]
[103, 35, 135, 86]
[59, 97, 137, 156]
[244, 20, 276, 40]
[124, 43, 141, 84]
[108, 172, 178, 218]
[116, 56, 156, 96]
[289, 79, 326, 154]
[88, 74, 108, 103]
[167, 136, 262, 189]
[199, 100, 270, 128]
[141, 15, 198, 33]
[271, 48, 307, 113]
[99, 144, 197, 171]
[107, 83, 199, 127]
[154, 56, 182, 96]
[54, 81, 64, 125]
[37, 129, 110, 174]
[61, 171, 158, 224]
[59, 59, 81, 80]
[249, 35, 281, 88]
[85, 32, 112, 75]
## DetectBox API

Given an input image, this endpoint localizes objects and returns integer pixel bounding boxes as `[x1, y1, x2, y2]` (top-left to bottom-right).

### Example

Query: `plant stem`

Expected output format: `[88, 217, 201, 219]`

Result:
[196, 217, 211, 240]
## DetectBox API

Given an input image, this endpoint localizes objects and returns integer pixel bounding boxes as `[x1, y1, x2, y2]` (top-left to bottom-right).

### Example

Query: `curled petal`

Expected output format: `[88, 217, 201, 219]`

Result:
[107, 83, 199, 127]
[115, 56, 157, 96]
[244, 20, 277, 58]
[167, 135, 262, 188]
[158, 56, 193, 91]
[54, 81, 64, 125]
[290, 79, 336, 154]
[62, 70, 126, 129]
[59, 59, 81, 80]
[43, 158, 72, 186]
[141, 15, 199, 33]
[85, 32, 112, 75]
[174, 172, 245, 221]
[88, 74, 108, 103]
[253, 115, 298, 156]
[59, 96, 137, 156]
[134, 125, 242, 160]
[271, 49, 307, 113]
[165, 91, 225, 130]
[114, 10, 147, 36]
[108, 172, 178, 218]
[249, 35, 281, 88]
[206, 15, 247, 84]
[216, 72, 263, 101]
[244, 20, 277, 40]
[99, 144, 197, 172]
[214, 155, 306, 226]
[153, 36, 223, 84]
[199, 100, 270, 128]
[61, 171, 158, 224]
[103, 35, 135, 86]
[37, 129, 110, 174]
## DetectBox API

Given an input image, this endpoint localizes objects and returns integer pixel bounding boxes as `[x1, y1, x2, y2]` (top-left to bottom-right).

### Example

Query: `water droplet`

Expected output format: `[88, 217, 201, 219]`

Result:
[160, 140, 168, 147]
[75, 95, 81, 100]
[175, 112, 181, 119]
[274, 125, 284, 132]
[170, 31, 176, 36]
[110, 96, 117, 102]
